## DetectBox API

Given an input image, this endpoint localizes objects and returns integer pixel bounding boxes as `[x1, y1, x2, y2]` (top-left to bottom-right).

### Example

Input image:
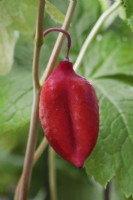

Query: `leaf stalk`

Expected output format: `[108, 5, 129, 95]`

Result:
[74, 0, 122, 71]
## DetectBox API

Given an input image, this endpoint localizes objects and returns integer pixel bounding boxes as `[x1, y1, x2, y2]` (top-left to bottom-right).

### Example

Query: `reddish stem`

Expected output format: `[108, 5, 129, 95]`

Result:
[43, 28, 71, 60]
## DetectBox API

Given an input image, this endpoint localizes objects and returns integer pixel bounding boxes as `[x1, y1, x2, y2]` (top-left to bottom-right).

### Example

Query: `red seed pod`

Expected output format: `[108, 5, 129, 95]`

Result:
[39, 60, 99, 168]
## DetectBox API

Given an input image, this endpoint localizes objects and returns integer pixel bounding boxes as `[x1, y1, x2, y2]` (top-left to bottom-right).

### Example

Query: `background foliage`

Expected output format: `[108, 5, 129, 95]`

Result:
[0, 0, 133, 199]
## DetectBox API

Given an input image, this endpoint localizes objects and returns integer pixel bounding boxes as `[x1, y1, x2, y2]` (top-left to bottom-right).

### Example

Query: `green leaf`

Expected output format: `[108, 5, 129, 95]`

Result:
[0, 0, 37, 32]
[82, 30, 133, 78]
[0, 0, 23, 29]
[45, 0, 65, 24]
[0, 37, 33, 150]
[123, 0, 133, 29]
[20, 1, 37, 34]
[85, 78, 133, 197]
[0, 29, 57, 151]
[0, 28, 17, 75]
[98, 0, 110, 11]
[0, 0, 37, 74]
[83, 22, 133, 198]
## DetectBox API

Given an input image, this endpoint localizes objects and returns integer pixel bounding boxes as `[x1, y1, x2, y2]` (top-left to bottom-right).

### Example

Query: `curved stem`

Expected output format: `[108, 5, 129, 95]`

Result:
[40, 0, 77, 85]
[43, 28, 71, 60]
[74, 0, 122, 71]
[48, 147, 57, 200]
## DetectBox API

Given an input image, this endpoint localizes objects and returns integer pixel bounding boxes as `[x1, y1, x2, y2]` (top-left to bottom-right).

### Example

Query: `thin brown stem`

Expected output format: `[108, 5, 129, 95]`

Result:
[104, 182, 111, 200]
[14, 0, 45, 199]
[48, 147, 57, 200]
[15, 1, 76, 199]
[14, 139, 48, 200]
[33, 137, 48, 166]
[15, 95, 40, 200]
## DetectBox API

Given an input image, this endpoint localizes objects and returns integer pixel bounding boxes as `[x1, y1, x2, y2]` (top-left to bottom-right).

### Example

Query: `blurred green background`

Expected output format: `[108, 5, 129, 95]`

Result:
[0, 0, 133, 199]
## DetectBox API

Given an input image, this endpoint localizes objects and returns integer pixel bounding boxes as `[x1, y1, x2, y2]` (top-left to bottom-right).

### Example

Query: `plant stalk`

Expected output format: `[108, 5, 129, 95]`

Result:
[74, 0, 122, 71]
[33, 137, 48, 166]
[104, 182, 111, 200]
[15, 1, 76, 199]
[48, 147, 57, 200]
[14, 0, 45, 199]
[19, 94, 40, 200]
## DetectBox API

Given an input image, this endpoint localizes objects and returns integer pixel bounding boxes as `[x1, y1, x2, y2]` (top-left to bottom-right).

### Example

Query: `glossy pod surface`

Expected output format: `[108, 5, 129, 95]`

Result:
[39, 61, 99, 168]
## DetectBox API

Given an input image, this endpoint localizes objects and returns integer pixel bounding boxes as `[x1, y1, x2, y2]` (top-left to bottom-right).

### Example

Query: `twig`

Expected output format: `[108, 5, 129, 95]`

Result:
[40, 0, 77, 85]
[33, 137, 48, 166]
[14, 1, 45, 199]
[104, 182, 111, 200]
[74, 0, 122, 71]
[48, 147, 57, 200]
[14, 139, 48, 200]
[15, 1, 76, 199]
